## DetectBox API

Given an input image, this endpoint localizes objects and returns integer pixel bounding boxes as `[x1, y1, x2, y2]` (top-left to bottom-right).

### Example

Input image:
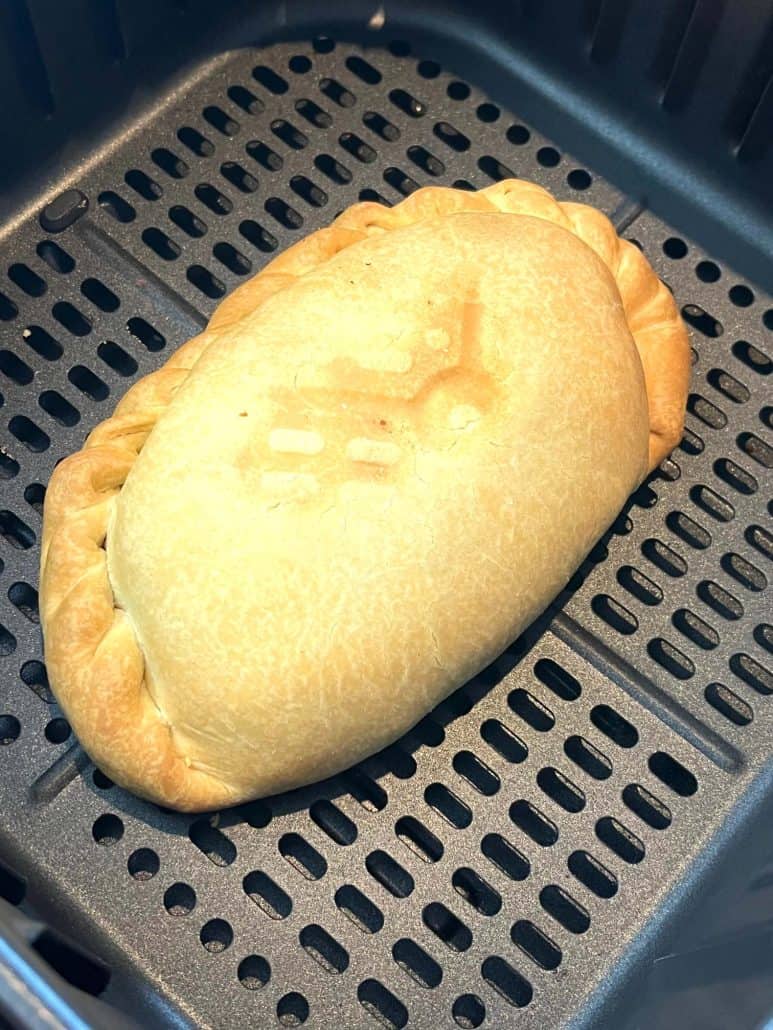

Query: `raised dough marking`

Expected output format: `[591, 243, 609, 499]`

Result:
[449, 404, 482, 429]
[262, 294, 497, 499]
[269, 428, 325, 455]
[346, 438, 402, 466]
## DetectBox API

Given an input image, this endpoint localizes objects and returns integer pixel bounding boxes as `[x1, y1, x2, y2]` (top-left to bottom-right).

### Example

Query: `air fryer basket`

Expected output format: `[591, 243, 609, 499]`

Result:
[0, 2, 771, 1028]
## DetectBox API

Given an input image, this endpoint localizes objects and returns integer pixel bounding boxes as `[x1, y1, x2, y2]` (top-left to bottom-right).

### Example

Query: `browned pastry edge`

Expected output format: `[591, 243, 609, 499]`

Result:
[39, 180, 689, 810]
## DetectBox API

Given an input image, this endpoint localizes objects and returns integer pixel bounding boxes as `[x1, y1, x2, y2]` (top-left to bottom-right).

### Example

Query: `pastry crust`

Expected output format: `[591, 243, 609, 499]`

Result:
[40, 180, 689, 811]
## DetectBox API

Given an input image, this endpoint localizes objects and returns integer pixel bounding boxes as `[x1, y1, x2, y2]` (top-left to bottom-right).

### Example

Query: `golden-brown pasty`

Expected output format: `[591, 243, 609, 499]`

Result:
[40, 180, 689, 811]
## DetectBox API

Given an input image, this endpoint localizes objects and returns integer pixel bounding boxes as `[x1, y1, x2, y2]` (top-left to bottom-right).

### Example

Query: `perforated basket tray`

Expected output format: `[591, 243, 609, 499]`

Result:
[0, 7, 771, 1030]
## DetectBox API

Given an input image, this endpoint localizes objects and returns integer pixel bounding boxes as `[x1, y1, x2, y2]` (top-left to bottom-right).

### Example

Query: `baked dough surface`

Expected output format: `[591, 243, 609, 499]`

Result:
[40, 181, 689, 810]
